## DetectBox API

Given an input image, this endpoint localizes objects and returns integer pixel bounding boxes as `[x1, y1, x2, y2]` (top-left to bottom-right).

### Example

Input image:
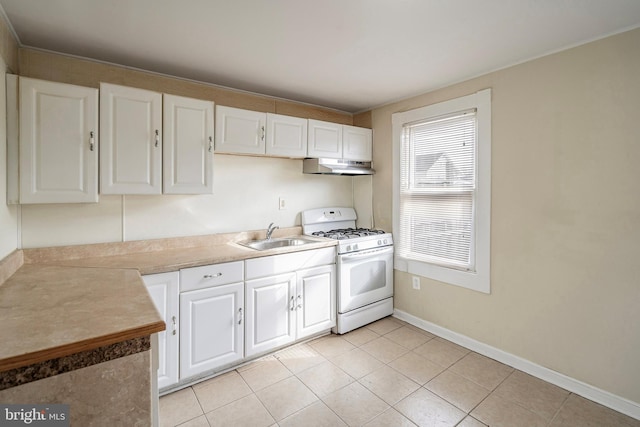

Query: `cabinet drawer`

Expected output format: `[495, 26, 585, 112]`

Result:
[180, 261, 244, 292]
[245, 247, 335, 280]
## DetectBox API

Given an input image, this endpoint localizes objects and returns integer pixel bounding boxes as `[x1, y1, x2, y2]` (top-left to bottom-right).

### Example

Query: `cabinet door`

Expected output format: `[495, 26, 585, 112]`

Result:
[19, 77, 98, 203]
[180, 282, 244, 379]
[265, 113, 307, 158]
[307, 119, 342, 159]
[215, 106, 266, 155]
[100, 83, 162, 194]
[343, 125, 373, 161]
[163, 94, 214, 194]
[245, 273, 296, 358]
[296, 265, 336, 339]
[143, 272, 180, 390]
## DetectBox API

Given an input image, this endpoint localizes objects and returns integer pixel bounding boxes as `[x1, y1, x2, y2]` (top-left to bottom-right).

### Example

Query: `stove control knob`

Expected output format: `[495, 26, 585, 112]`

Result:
[383, 239, 388, 245]
[377, 239, 382, 245]
[346, 245, 351, 252]
[353, 244, 359, 251]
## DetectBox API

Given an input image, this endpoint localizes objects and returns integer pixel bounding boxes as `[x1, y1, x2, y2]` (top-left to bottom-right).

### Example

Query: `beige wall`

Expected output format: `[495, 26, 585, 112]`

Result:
[0, 13, 18, 258]
[0, 12, 18, 73]
[371, 28, 640, 404]
[19, 156, 354, 247]
[19, 48, 354, 124]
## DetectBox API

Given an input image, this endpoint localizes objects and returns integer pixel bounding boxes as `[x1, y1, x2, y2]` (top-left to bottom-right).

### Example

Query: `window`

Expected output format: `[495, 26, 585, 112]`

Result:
[392, 89, 491, 293]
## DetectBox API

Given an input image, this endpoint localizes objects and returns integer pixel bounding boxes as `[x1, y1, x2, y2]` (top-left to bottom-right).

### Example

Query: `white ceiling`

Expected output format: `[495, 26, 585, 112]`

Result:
[2, 0, 640, 113]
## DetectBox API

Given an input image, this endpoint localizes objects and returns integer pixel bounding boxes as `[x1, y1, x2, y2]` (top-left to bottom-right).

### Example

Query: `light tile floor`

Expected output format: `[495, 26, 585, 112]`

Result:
[159, 316, 640, 427]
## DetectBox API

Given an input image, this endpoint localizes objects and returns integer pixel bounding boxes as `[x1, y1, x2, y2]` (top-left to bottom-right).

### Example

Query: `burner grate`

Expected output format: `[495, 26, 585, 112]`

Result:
[311, 227, 387, 240]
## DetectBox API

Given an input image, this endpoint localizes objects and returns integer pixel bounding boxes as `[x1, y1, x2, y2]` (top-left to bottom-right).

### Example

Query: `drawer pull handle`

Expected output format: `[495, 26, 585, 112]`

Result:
[203, 273, 222, 279]
[208, 136, 213, 152]
[171, 316, 177, 335]
[238, 308, 243, 325]
[155, 129, 160, 147]
[89, 131, 95, 151]
[290, 295, 295, 311]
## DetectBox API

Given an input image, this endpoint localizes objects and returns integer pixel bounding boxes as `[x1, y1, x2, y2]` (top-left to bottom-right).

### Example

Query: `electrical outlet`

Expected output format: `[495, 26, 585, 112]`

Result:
[412, 276, 421, 290]
[279, 197, 286, 210]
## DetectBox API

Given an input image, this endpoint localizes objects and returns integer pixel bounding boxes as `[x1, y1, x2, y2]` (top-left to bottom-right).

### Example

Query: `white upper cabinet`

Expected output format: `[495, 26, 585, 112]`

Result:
[17, 76, 98, 204]
[343, 125, 373, 161]
[100, 83, 163, 194]
[308, 119, 372, 161]
[215, 106, 308, 158]
[307, 119, 343, 159]
[265, 113, 307, 157]
[163, 94, 214, 194]
[215, 106, 266, 155]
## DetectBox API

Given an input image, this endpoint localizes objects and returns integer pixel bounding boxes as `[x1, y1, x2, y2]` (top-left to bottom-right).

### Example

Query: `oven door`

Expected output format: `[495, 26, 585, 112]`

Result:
[337, 246, 393, 313]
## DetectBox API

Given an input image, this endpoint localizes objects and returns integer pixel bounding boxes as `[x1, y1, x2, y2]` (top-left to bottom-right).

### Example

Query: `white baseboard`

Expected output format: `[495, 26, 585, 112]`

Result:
[393, 309, 640, 421]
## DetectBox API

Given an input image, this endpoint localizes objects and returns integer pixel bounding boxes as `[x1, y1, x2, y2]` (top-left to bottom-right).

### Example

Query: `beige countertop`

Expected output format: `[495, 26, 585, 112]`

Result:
[0, 228, 336, 373]
[0, 265, 164, 372]
[33, 236, 337, 275]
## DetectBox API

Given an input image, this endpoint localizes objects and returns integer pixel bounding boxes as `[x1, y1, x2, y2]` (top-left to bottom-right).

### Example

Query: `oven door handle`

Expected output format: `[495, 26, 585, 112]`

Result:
[340, 246, 394, 260]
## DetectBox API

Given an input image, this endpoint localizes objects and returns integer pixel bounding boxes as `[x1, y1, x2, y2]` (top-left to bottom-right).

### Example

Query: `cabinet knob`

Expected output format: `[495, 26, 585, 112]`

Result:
[296, 294, 302, 310]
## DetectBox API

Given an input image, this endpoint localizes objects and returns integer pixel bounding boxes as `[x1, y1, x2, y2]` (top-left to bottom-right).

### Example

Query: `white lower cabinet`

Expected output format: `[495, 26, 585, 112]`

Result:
[245, 273, 297, 358]
[152, 248, 335, 388]
[245, 247, 336, 358]
[179, 261, 244, 379]
[180, 283, 244, 379]
[296, 264, 336, 338]
[143, 272, 180, 390]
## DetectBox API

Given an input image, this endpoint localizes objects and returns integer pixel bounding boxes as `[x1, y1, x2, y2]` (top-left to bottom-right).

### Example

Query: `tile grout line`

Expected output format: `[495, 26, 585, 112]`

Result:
[313, 323, 409, 425]
[463, 368, 517, 424]
[243, 359, 297, 425]
[177, 387, 208, 427]
[326, 324, 450, 425]
[545, 392, 573, 427]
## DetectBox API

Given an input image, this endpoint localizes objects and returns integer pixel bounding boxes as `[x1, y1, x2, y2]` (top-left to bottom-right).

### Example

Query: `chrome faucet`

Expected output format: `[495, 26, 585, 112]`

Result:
[266, 222, 279, 240]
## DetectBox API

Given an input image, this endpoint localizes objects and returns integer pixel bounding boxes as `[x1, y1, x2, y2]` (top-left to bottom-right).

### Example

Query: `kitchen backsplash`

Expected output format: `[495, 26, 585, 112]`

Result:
[18, 155, 369, 248]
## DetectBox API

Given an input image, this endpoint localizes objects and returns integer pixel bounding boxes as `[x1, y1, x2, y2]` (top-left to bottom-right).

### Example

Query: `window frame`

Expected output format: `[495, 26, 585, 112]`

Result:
[392, 89, 491, 293]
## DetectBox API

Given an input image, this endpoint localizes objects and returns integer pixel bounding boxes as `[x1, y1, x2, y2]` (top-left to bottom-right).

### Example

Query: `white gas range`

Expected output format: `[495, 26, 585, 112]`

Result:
[301, 207, 394, 334]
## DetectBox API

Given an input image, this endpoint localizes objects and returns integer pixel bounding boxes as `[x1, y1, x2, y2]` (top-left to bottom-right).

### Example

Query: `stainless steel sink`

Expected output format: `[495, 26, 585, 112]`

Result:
[238, 237, 317, 251]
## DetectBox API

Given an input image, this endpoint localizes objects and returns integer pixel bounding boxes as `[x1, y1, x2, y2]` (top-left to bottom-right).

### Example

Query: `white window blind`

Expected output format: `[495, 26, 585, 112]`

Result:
[398, 109, 477, 271]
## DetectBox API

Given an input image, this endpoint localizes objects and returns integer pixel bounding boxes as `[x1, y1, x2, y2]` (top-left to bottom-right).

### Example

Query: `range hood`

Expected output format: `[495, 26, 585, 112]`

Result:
[303, 158, 375, 175]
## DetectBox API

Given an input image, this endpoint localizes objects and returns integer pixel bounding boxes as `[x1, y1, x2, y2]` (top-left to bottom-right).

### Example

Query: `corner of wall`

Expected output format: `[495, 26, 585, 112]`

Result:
[0, 5, 19, 73]
[352, 110, 372, 128]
